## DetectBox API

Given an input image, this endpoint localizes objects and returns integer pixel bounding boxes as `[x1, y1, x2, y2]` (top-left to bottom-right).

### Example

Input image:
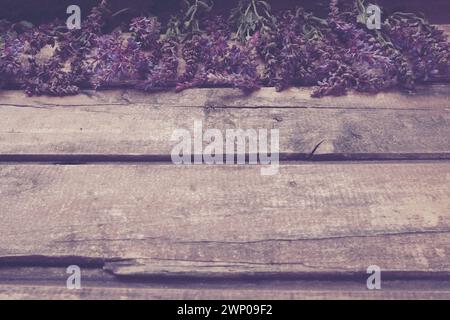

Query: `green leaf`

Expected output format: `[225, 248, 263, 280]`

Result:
[18, 20, 34, 29]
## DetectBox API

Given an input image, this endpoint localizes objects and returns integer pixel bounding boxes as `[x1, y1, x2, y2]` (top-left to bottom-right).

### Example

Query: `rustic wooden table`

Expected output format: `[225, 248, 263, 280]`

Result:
[0, 82, 449, 300]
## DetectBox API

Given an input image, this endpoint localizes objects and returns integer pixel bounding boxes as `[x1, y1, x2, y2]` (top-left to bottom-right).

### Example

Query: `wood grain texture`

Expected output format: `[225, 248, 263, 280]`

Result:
[1, 267, 448, 300]
[0, 87, 449, 160]
[439, 24, 450, 38]
[0, 84, 448, 108]
[0, 163, 449, 277]
[0, 21, 448, 302]
[1, 283, 450, 300]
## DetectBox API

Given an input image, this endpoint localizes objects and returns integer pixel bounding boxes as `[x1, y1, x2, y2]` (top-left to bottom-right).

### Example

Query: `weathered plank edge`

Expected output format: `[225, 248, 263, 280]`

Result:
[1, 265, 450, 299]
[1, 104, 449, 160]
[0, 83, 448, 109]
[0, 284, 449, 300]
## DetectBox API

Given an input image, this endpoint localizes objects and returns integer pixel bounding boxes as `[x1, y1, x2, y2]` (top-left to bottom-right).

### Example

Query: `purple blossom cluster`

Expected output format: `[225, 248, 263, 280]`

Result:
[90, 33, 148, 88]
[0, 34, 23, 87]
[383, 12, 449, 82]
[176, 15, 259, 91]
[0, 0, 448, 97]
[130, 16, 161, 50]
[138, 37, 179, 90]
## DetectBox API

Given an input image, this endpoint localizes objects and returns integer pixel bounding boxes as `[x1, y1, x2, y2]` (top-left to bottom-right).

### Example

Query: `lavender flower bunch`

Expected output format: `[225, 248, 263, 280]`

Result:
[383, 12, 450, 82]
[176, 14, 259, 91]
[0, 28, 23, 87]
[0, 0, 449, 97]
[90, 33, 148, 88]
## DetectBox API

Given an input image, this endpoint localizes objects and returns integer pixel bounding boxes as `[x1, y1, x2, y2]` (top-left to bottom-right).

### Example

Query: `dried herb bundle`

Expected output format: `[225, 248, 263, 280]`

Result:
[0, 0, 448, 97]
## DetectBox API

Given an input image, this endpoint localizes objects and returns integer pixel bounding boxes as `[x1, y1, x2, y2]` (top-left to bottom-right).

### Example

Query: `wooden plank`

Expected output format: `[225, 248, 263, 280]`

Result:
[440, 25, 450, 33]
[0, 163, 449, 277]
[1, 282, 450, 300]
[1, 267, 448, 300]
[0, 92, 449, 160]
[440, 24, 450, 42]
[0, 85, 448, 109]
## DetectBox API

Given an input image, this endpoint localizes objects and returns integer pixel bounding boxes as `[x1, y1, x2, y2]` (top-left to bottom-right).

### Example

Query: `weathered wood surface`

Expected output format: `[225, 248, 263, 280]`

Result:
[1, 283, 450, 300]
[440, 24, 450, 38]
[1, 163, 449, 277]
[1, 267, 449, 300]
[0, 86, 449, 160]
[1, 85, 448, 109]
[0, 267, 447, 300]
[0, 83, 449, 299]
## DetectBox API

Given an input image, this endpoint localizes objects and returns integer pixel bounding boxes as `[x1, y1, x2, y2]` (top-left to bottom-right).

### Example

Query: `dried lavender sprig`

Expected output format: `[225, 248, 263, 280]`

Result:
[229, 0, 275, 42]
